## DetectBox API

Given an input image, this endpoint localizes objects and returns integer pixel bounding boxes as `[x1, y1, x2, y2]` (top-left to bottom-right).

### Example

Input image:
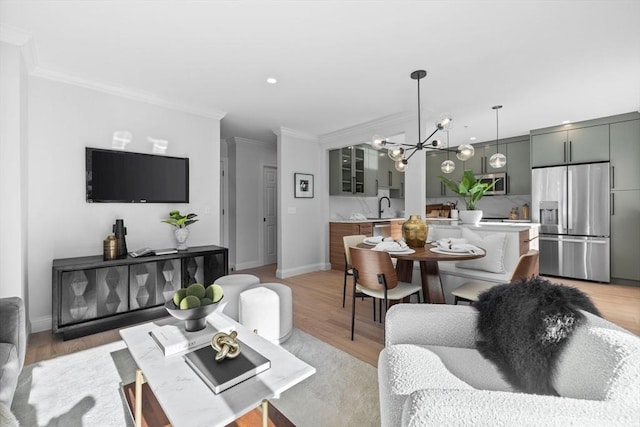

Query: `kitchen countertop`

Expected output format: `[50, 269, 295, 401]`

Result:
[330, 218, 405, 223]
[426, 219, 540, 232]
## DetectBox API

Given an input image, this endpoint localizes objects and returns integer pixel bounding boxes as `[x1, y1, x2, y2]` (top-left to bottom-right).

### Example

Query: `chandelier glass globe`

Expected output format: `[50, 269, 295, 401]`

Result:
[489, 152, 507, 168]
[388, 146, 405, 161]
[395, 159, 407, 172]
[371, 134, 386, 149]
[441, 159, 455, 173]
[456, 144, 475, 161]
[431, 139, 444, 149]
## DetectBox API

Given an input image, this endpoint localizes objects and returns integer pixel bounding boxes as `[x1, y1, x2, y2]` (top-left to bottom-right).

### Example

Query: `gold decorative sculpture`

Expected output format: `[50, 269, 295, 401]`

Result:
[211, 330, 241, 361]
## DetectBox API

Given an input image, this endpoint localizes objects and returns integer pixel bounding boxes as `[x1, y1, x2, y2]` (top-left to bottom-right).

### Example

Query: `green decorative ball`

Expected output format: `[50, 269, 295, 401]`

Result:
[186, 283, 206, 299]
[200, 297, 214, 305]
[180, 295, 201, 309]
[173, 289, 187, 306]
[205, 284, 224, 303]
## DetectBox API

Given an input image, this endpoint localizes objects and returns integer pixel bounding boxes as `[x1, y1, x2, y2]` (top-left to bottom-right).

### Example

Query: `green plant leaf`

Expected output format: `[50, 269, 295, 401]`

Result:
[438, 170, 502, 210]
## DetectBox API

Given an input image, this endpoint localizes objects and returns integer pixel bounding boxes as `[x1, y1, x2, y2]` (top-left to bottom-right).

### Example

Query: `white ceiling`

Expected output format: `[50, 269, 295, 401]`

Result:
[2, 1, 639, 146]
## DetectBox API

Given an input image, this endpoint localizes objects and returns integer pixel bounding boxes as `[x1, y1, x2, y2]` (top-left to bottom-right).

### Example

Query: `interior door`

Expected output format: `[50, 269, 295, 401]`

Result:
[263, 166, 278, 265]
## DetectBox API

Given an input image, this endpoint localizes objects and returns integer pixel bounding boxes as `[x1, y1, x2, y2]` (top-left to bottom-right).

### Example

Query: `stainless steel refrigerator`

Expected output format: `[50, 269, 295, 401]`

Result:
[532, 162, 610, 282]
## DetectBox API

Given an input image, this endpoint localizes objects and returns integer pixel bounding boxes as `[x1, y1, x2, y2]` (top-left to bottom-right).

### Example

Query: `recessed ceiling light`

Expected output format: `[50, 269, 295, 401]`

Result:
[562, 120, 571, 124]
[266, 77, 277, 84]
[470, 136, 477, 141]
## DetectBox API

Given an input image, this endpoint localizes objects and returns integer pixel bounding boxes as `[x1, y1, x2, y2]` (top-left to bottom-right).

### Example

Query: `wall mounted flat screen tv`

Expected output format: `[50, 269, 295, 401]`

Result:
[86, 147, 189, 203]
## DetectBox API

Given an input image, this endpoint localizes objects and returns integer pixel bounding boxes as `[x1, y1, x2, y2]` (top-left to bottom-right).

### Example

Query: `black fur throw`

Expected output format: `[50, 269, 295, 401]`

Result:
[473, 276, 601, 395]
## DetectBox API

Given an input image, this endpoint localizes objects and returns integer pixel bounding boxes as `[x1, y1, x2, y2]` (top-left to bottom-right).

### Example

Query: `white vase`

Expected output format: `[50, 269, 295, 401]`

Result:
[459, 210, 483, 224]
[174, 227, 190, 250]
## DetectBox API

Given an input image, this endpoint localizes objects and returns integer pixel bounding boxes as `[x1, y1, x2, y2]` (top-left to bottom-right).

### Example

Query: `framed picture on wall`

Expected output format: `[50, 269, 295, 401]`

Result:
[294, 173, 314, 198]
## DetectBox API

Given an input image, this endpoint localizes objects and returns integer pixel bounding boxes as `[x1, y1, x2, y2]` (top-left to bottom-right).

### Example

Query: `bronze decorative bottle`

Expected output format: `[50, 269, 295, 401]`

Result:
[402, 215, 428, 248]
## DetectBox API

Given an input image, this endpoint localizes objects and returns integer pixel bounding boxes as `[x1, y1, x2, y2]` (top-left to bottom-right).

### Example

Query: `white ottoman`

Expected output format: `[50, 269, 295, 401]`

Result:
[214, 274, 261, 321]
[238, 282, 293, 344]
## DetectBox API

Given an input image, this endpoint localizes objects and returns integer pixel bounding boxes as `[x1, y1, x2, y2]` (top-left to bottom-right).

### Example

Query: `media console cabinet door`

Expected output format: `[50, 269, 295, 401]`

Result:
[156, 258, 182, 303]
[60, 265, 129, 325]
[130, 262, 159, 310]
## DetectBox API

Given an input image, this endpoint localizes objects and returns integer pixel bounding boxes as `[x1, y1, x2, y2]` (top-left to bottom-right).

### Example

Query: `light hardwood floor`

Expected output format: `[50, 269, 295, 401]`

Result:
[27, 265, 640, 368]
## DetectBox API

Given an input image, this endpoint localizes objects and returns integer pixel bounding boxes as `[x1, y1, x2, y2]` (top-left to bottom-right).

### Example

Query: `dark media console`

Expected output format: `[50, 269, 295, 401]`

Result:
[52, 245, 228, 340]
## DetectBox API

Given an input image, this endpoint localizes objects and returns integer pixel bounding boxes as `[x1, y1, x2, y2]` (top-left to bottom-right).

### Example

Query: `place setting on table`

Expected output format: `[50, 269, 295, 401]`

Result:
[429, 238, 485, 256]
[361, 236, 416, 255]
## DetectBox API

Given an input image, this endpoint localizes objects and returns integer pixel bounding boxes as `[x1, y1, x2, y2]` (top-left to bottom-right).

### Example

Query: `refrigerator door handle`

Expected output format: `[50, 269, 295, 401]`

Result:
[611, 193, 615, 215]
[611, 166, 615, 189]
[562, 238, 608, 244]
[567, 170, 573, 233]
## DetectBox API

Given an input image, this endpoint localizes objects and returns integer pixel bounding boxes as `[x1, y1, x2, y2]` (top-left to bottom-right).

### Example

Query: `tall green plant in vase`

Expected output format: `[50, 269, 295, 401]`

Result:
[438, 170, 500, 223]
[162, 210, 198, 250]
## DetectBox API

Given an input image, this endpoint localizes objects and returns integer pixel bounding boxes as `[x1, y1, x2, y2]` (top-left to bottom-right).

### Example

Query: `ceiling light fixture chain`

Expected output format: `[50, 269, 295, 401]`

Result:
[369, 69, 464, 172]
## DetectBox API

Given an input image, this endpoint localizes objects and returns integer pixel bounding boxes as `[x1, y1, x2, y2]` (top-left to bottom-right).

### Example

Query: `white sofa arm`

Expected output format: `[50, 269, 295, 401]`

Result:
[385, 304, 478, 348]
[403, 389, 638, 427]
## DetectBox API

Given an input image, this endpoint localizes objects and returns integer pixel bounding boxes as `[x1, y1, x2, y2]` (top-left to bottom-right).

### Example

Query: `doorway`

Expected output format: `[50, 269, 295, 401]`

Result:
[262, 165, 277, 265]
[220, 159, 228, 247]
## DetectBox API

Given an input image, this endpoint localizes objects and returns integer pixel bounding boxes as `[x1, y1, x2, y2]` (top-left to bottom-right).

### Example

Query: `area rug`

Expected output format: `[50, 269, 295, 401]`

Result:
[11, 329, 379, 426]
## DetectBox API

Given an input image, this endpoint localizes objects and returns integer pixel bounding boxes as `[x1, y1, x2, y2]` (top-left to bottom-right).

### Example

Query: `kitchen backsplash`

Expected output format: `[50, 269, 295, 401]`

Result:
[330, 189, 405, 220]
[330, 191, 532, 220]
[427, 194, 532, 219]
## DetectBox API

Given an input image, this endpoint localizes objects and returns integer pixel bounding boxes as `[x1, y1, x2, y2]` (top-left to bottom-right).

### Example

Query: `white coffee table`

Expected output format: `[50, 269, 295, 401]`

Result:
[120, 312, 315, 427]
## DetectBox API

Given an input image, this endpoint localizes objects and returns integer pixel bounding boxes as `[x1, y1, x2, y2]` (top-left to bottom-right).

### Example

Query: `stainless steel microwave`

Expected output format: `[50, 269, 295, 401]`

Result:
[475, 173, 507, 195]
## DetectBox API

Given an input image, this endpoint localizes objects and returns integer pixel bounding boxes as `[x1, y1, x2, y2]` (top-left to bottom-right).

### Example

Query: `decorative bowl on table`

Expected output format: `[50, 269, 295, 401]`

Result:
[164, 296, 224, 332]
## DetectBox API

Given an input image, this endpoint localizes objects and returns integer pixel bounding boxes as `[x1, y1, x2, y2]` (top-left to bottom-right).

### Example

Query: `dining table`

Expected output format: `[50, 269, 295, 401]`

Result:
[357, 242, 485, 304]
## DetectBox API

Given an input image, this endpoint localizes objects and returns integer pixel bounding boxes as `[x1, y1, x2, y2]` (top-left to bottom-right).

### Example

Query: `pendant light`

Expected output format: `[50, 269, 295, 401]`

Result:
[441, 130, 455, 174]
[489, 105, 506, 168]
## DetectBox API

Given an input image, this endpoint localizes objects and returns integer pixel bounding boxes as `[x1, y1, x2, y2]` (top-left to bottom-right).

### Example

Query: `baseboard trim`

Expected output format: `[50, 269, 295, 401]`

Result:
[31, 315, 52, 333]
[276, 263, 329, 279]
[235, 260, 264, 271]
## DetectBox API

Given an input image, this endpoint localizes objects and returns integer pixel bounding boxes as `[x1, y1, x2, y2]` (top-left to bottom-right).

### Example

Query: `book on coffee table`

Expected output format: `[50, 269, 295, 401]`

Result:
[150, 323, 216, 356]
[184, 340, 270, 394]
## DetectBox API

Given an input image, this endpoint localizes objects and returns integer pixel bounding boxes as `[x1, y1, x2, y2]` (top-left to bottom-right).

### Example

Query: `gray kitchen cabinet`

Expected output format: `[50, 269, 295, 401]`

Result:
[376, 152, 391, 190]
[505, 138, 531, 194]
[531, 131, 567, 167]
[329, 145, 369, 196]
[531, 124, 609, 167]
[426, 151, 446, 197]
[376, 152, 402, 192]
[364, 147, 378, 197]
[426, 150, 462, 197]
[611, 189, 640, 282]
[610, 119, 640, 190]
[463, 142, 507, 174]
[610, 119, 640, 283]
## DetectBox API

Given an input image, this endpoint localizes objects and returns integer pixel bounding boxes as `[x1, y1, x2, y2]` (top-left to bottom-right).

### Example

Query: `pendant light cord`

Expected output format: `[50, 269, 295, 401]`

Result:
[417, 76, 422, 145]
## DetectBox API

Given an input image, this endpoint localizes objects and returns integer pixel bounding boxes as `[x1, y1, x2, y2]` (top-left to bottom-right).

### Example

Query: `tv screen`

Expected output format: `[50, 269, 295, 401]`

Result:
[86, 148, 189, 203]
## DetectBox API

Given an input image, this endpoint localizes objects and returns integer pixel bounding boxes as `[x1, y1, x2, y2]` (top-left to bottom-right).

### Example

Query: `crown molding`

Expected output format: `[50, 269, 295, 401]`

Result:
[272, 127, 318, 142]
[228, 136, 276, 149]
[0, 24, 226, 120]
[0, 25, 37, 72]
[318, 111, 413, 147]
[31, 67, 226, 120]
[0, 25, 31, 46]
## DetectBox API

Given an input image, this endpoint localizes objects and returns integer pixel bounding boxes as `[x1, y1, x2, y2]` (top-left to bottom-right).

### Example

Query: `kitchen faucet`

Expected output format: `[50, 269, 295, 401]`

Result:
[378, 196, 391, 218]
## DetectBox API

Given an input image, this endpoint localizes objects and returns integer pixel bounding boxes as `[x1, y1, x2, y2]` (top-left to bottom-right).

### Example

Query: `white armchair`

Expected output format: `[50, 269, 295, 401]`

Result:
[378, 304, 640, 426]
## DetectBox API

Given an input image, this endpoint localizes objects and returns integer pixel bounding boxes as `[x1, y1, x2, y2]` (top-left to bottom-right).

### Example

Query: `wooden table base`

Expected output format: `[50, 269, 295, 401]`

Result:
[396, 259, 445, 304]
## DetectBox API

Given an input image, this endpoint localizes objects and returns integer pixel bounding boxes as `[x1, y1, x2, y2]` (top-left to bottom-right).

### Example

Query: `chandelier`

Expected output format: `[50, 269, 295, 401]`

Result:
[369, 70, 475, 172]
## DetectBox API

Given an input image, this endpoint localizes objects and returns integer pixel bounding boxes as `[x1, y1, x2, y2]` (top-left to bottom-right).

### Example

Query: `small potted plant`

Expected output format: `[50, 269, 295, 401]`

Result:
[438, 170, 499, 224]
[162, 210, 198, 250]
